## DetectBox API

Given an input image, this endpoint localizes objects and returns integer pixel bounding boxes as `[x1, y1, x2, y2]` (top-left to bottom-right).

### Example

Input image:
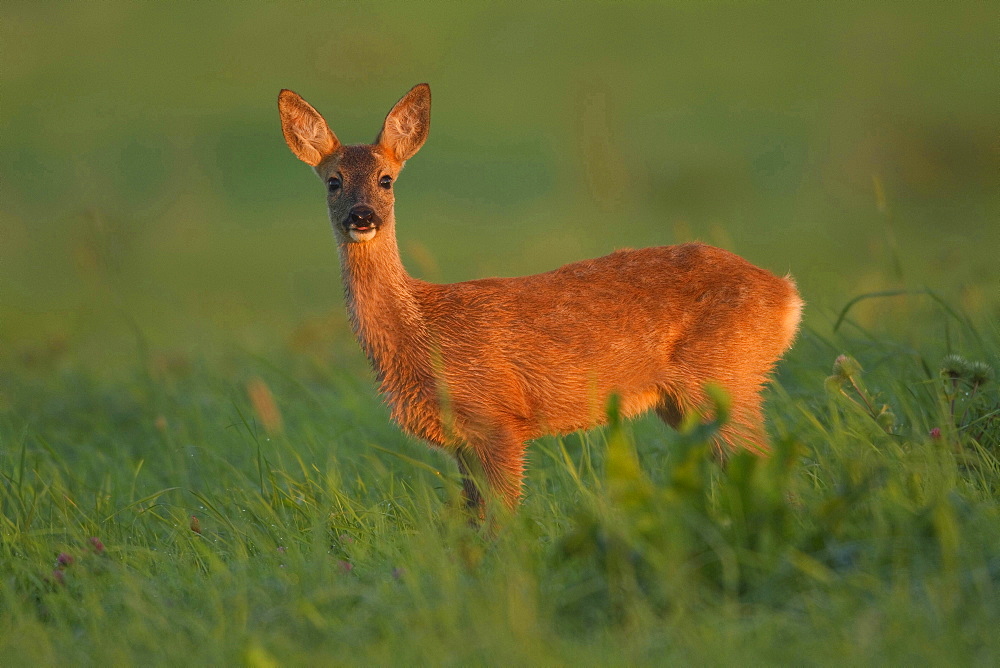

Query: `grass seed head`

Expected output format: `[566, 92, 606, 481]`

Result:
[247, 377, 284, 436]
[968, 361, 994, 388]
[876, 406, 896, 433]
[832, 354, 862, 381]
[940, 354, 971, 380]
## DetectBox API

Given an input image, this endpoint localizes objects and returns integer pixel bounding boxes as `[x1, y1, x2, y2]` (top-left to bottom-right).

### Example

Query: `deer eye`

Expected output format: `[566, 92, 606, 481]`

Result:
[378, 175, 392, 189]
[327, 176, 341, 191]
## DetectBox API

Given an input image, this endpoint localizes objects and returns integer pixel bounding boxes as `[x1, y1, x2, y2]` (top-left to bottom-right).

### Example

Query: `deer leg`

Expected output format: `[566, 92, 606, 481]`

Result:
[719, 388, 770, 456]
[470, 430, 527, 511]
[656, 396, 724, 462]
[654, 398, 684, 430]
[455, 449, 485, 518]
[655, 386, 769, 465]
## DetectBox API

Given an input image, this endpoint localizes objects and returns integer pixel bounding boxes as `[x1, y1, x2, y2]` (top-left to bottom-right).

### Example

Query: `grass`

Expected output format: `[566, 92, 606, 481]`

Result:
[1, 305, 998, 665]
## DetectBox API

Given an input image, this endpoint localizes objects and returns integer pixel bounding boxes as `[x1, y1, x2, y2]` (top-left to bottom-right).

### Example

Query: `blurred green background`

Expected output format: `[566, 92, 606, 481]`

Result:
[2, 1, 997, 372]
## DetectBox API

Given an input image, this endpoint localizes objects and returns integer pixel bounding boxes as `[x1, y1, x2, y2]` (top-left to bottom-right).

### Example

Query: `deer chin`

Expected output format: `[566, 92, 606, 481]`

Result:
[345, 224, 379, 243]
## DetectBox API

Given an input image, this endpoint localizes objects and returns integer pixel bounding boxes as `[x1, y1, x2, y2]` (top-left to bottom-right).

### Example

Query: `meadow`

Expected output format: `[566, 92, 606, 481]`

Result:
[2, 2, 999, 664]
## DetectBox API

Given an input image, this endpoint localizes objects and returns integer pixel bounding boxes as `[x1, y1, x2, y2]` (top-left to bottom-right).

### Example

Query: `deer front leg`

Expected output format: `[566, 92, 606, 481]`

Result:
[455, 449, 485, 518]
[475, 430, 527, 511]
[455, 429, 527, 516]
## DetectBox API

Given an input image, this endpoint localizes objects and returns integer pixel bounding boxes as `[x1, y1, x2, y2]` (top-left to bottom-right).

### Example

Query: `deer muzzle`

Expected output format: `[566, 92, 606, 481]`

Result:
[344, 205, 381, 242]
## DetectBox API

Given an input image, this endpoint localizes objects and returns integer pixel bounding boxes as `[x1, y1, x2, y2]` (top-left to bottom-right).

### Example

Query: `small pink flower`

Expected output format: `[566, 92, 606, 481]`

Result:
[339, 534, 354, 543]
[929, 427, 942, 440]
[89, 537, 105, 553]
[51, 569, 65, 585]
[338, 560, 353, 573]
[57, 552, 74, 567]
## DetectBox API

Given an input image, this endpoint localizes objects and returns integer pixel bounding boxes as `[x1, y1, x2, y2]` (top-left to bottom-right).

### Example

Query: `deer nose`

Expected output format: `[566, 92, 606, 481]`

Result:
[348, 205, 375, 225]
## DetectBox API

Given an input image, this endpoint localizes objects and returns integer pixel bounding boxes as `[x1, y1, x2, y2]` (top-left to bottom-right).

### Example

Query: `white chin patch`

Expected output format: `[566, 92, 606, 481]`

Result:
[348, 228, 377, 242]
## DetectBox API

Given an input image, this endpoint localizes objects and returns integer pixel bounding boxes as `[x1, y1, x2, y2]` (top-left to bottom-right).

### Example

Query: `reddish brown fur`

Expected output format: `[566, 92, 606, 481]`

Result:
[277, 84, 803, 512]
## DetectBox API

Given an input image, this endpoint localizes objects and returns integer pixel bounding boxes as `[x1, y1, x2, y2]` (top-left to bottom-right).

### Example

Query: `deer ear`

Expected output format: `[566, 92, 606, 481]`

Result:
[377, 83, 430, 163]
[278, 90, 340, 166]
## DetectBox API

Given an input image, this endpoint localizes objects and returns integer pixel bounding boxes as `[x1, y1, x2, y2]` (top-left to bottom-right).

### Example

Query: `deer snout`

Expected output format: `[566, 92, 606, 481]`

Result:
[348, 205, 377, 225]
[343, 205, 382, 242]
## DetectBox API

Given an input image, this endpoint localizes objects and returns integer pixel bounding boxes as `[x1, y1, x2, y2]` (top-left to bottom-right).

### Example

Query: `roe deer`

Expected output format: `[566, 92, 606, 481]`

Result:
[277, 83, 803, 513]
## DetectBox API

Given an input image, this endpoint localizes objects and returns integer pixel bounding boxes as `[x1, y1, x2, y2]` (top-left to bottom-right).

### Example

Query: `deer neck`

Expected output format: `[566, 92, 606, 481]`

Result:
[337, 226, 430, 383]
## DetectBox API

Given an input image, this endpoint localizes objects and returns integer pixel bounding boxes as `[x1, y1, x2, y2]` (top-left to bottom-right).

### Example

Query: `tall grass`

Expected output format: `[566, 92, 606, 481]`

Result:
[1, 306, 997, 664]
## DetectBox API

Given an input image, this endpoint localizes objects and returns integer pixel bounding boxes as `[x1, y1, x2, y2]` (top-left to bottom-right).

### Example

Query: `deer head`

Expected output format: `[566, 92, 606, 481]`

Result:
[278, 84, 431, 244]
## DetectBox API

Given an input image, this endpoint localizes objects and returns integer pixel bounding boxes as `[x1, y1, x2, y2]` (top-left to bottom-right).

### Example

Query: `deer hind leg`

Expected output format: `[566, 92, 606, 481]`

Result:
[654, 396, 684, 430]
[722, 386, 770, 453]
[655, 384, 770, 465]
[655, 393, 728, 463]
